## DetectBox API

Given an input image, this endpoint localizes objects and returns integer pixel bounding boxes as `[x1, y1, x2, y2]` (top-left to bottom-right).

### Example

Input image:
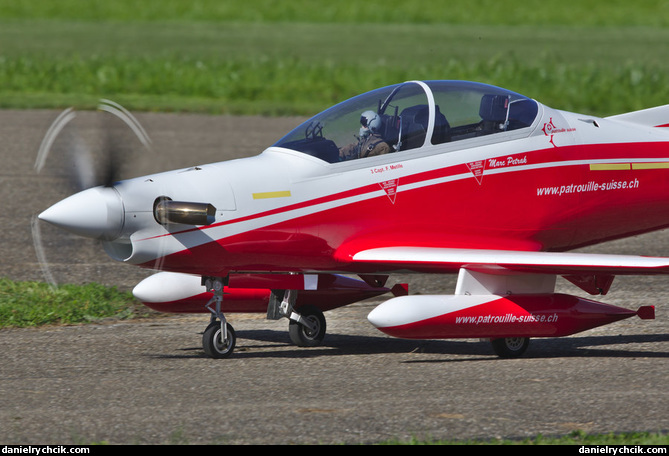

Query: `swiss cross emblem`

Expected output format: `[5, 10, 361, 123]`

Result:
[542, 118, 557, 147]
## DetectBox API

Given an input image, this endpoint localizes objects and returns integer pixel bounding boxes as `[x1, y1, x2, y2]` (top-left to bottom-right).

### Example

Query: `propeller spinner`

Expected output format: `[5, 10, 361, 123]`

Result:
[38, 186, 124, 240]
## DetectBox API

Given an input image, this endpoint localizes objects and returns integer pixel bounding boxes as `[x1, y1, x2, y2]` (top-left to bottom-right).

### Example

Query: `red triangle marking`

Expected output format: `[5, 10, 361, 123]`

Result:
[466, 160, 485, 185]
[379, 179, 398, 204]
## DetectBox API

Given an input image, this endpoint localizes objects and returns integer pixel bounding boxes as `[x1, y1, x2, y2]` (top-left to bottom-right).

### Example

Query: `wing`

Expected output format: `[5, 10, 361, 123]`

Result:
[352, 247, 669, 276]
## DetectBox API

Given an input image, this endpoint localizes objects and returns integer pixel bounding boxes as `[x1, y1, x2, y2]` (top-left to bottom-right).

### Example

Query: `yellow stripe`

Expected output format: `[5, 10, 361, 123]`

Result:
[252, 190, 292, 199]
[589, 163, 631, 171]
[632, 162, 669, 170]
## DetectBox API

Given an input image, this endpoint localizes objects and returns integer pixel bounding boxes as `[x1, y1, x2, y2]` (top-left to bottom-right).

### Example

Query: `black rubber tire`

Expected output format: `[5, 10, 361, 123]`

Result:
[288, 305, 326, 347]
[491, 337, 530, 358]
[202, 322, 236, 359]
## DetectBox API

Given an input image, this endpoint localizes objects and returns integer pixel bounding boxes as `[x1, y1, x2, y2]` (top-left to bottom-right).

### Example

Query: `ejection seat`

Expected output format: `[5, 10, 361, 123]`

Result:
[396, 104, 450, 151]
[478, 94, 510, 135]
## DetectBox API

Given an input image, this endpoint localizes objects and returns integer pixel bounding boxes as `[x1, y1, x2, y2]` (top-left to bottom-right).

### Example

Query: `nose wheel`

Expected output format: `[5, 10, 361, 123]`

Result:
[203, 321, 236, 359]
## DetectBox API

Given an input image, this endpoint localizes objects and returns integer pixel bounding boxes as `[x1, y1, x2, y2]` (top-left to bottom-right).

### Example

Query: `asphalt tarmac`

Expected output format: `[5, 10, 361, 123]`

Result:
[0, 109, 667, 444]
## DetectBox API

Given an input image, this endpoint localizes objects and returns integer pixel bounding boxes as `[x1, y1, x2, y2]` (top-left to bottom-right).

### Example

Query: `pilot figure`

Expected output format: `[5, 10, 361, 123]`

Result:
[339, 110, 391, 161]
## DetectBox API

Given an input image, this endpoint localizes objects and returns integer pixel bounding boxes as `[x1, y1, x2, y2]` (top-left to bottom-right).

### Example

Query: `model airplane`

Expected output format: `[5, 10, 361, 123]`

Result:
[36, 80, 668, 358]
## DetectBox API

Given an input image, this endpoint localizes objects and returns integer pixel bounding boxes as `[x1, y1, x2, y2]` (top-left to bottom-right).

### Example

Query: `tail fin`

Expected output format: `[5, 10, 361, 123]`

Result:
[607, 104, 669, 128]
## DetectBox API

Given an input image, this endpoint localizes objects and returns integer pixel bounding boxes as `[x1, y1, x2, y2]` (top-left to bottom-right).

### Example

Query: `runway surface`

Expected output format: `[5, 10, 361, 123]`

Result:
[0, 109, 667, 444]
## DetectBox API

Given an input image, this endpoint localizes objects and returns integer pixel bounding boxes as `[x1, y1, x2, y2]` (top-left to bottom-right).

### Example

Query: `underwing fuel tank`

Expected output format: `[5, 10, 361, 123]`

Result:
[367, 293, 655, 340]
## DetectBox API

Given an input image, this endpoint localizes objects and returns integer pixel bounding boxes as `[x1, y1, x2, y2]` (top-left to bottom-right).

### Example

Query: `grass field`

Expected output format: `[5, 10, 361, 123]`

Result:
[1, 0, 668, 116]
[0, 278, 150, 328]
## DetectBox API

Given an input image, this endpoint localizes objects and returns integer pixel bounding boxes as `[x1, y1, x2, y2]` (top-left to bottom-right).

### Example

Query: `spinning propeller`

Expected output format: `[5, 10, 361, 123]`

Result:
[32, 100, 153, 287]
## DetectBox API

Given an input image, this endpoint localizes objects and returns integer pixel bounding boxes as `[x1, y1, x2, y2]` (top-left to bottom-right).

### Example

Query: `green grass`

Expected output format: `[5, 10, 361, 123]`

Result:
[0, 278, 152, 328]
[389, 430, 669, 445]
[0, 1, 668, 116]
[59, 428, 669, 445]
[1, 0, 668, 27]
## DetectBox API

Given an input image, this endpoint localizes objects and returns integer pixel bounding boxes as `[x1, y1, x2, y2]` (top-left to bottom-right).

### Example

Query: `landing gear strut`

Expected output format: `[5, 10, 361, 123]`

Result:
[202, 277, 236, 359]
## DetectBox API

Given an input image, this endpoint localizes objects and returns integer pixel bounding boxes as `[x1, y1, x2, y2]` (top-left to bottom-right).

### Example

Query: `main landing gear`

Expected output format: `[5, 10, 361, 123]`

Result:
[271, 290, 326, 347]
[201, 278, 327, 359]
[490, 337, 530, 358]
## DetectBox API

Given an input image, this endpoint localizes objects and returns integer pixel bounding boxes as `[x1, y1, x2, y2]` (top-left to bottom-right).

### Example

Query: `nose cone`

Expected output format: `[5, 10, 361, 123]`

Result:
[39, 186, 124, 240]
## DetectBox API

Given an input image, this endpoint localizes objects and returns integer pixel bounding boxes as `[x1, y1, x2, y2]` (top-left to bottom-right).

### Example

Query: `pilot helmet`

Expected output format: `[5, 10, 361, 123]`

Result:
[360, 110, 382, 135]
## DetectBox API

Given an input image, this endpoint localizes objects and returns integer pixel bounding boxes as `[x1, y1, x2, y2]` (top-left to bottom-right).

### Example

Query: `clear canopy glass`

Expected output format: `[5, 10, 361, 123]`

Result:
[273, 80, 539, 163]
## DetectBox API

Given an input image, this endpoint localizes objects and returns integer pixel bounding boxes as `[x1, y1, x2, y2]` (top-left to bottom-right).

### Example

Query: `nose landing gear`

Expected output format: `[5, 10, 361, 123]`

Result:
[202, 277, 237, 359]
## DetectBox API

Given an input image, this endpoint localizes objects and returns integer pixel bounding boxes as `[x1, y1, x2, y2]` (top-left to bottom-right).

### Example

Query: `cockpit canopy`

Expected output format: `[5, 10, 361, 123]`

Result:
[273, 80, 539, 163]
